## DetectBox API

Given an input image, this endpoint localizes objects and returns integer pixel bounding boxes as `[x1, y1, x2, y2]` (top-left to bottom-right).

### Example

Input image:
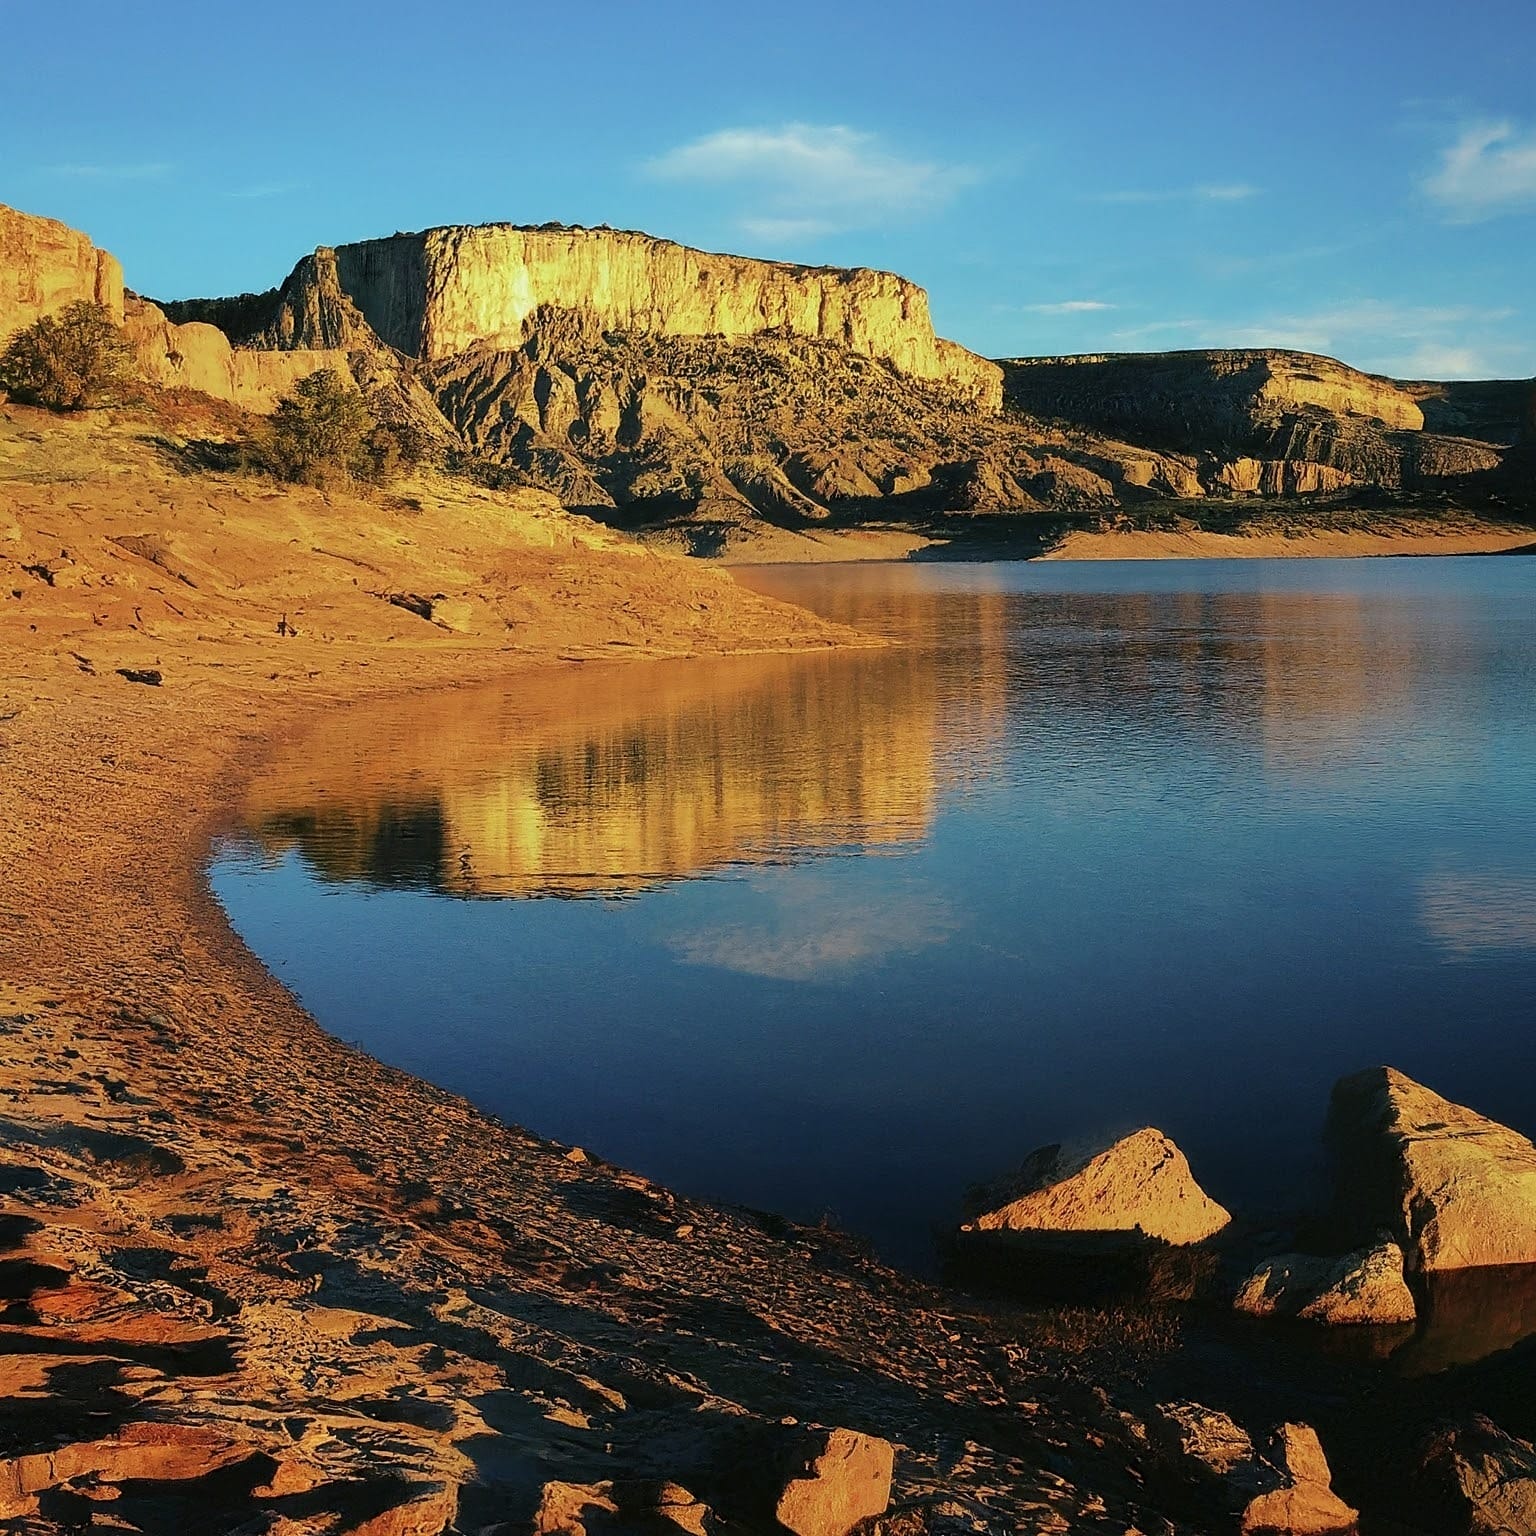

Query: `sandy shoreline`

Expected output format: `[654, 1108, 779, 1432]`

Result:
[0, 404, 1187, 1526]
[708, 516, 1536, 567]
[6, 401, 1516, 1528]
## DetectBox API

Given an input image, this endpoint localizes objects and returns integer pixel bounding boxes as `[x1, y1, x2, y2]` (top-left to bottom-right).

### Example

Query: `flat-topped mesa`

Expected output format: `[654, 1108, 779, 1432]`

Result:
[0, 202, 124, 337]
[1003, 348, 1426, 439]
[318, 223, 1003, 408]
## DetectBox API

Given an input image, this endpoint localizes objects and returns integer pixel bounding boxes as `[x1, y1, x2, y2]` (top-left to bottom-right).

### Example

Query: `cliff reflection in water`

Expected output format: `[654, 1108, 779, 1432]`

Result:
[217, 557, 1536, 1271]
[237, 604, 1009, 898]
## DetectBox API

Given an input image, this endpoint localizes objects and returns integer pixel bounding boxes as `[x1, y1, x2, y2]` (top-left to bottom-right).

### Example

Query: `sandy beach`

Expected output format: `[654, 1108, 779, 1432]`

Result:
[0, 402, 1185, 1530]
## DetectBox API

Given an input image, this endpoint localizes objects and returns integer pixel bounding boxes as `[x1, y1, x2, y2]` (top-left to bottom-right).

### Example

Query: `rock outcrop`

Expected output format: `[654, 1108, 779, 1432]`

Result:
[122, 294, 349, 412]
[1233, 1239, 1417, 1325]
[1003, 349, 1425, 440]
[0, 203, 124, 339]
[1002, 348, 1515, 496]
[308, 222, 1003, 405]
[961, 1127, 1231, 1246]
[773, 1427, 895, 1536]
[1328, 1067, 1536, 1272]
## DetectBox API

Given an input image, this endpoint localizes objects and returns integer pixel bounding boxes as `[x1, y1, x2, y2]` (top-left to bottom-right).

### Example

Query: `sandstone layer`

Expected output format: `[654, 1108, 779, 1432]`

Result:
[0, 201, 124, 337]
[1233, 1240, 1417, 1326]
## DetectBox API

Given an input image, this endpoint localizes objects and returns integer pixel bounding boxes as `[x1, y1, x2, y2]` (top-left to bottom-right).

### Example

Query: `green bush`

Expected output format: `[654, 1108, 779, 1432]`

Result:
[0, 301, 137, 410]
[266, 369, 376, 487]
[264, 369, 429, 488]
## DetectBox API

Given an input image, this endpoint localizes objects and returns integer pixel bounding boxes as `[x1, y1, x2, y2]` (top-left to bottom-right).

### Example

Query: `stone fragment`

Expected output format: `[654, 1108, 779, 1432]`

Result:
[773, 1427, 894, 1536]
[1328, 1067, 1536, 1271]
[1151, 1406, 1357, 1534]
[532, 1479, 714, 1535]
[962, 1128, 1230, 1246]
[1241, 1425, 1359, 1534]
[1233, 1240, 1416, 1325]
[1415, 1416, 1536, 1536]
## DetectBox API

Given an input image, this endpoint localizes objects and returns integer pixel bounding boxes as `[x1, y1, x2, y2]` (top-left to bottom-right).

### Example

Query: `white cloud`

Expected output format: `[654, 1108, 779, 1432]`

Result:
[43, 162, 172, 181]
[1092, 183, 1259, 205]
[1023, 300, 1116, 315]
[667, 877, 956, 981]
[225, 181, 305, 201]
[1110, 301, 1519, 377]
[1424, 120, 1536, 221]
[645, 123, 976, 239]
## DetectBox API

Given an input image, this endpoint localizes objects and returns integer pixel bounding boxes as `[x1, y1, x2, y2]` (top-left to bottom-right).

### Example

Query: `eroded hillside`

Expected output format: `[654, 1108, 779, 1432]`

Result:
[6, 200, 1533, 553]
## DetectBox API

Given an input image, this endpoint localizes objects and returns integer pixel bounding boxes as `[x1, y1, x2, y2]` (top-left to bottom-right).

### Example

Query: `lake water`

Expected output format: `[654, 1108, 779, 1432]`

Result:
[211, 557, 1536, 1269]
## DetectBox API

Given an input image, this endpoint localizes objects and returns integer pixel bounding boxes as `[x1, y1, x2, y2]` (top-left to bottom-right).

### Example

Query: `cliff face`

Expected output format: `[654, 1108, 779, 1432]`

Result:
[5, 200, 1527, 545]
[123, 295, 351, 412]
[324, 223, 1004, 407]
[1002, 350, 1426, 441]
[0, 203, 124, 339]
[1002, 349, 1512, 494]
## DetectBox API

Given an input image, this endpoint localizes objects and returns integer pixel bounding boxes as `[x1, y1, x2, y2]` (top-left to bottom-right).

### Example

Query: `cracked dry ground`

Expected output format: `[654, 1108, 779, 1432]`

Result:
[0, 660, 1200, 1535]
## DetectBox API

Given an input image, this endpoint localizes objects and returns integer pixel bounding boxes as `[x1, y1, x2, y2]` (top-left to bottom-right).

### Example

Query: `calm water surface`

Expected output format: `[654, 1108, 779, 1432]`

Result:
[211, 558, 1536, 1268]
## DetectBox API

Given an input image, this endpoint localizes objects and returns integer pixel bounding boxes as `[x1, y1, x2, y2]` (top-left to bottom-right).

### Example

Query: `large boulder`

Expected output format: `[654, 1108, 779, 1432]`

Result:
[1328, 1068, 1536, 1271]
[1151, 1406, 1358, 1534]
[1234, 1239, 1416, 1326]
[961, 1128, 1230, 1246]
[1415, 1416, 1536, 1535]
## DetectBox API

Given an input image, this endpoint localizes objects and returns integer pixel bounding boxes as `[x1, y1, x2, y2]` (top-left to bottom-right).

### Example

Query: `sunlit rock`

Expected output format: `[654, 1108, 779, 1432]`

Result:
[1234, 1239, 1417, 1325]
[1328, 1067, 1536, 1271]
[961, 1127, 1230, 1246]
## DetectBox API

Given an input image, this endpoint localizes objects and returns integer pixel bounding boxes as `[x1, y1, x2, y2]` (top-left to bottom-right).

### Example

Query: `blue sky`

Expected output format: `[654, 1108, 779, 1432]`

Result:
[4, 0, 1533, 378]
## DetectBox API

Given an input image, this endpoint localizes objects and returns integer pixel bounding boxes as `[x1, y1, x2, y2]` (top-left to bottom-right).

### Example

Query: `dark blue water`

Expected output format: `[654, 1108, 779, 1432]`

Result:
[211, 557, 1536, 1267]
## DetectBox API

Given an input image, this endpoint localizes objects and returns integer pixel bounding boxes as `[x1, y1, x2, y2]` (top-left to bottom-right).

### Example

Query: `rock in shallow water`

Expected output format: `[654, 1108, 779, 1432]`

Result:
[1328, 1067, 1536, 1272]
[1234, 1239, 1417, 1326]
[961, 1127, 1231, 1246]
[1151, 1406, 1358, 1534]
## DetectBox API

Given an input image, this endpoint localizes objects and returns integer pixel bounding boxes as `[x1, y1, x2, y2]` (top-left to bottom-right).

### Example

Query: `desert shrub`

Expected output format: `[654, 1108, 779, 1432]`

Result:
[0, 301, 137, 410]
[265, 369, 376, 487]
[264, 370, 430, 488]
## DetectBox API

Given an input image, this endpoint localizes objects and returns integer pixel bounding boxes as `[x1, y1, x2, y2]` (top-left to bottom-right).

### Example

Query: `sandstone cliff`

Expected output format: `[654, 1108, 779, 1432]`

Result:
[0, 202, 124, 337]
[1002, 349, 1510, 496]
[5, 201, 1528, 546]
[318, 223, 1003, 407]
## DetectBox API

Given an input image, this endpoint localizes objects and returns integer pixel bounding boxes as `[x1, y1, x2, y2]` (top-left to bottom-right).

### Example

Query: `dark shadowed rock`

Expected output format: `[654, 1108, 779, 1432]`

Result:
[1415, 1416, 1536, 1535]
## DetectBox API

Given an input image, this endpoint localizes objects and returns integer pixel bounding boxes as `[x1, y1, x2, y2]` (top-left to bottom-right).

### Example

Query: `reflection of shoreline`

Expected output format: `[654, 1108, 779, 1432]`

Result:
[238, 646, 990, 898]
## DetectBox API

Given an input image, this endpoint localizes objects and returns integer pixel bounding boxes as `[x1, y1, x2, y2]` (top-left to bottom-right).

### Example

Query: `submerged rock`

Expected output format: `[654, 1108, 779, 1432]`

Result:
[1151, 1406, 1358, 1534]
[961, 1127, 1231, 1247]
[1328, 1067, 1536, 1271]
[1234, 1239, 1417, 1326]
[1415, 1416, 1536, 1536]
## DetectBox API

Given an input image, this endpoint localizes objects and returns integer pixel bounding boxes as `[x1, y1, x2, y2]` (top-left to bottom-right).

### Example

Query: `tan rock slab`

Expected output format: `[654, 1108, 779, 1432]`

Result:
[1234, 1240, 1416, 1325]
[774, 1427, 895, 1536]
[963, 1128, 1230, 1246]
[1329, 1067, 1536, 1271]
